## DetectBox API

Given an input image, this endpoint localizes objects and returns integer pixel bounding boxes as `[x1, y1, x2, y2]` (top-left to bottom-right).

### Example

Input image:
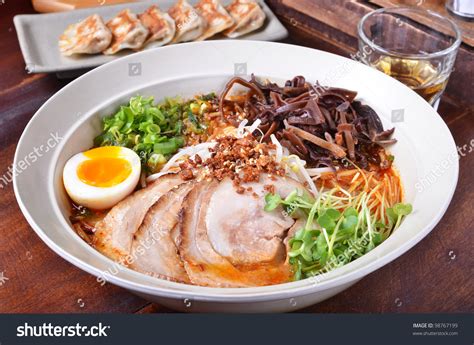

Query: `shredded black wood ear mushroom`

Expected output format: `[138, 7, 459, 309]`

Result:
[218, 76, 267, 122]
[219, 75, 397, 170]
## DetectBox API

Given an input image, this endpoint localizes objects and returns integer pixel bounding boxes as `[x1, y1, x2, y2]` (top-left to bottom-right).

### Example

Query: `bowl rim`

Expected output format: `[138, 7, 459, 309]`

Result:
[13, 40, 459, 302]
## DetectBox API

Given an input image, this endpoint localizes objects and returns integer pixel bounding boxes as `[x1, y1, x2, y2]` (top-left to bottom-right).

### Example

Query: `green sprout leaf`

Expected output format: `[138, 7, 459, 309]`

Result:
[326, 208, 341, 220]
[343, 207, 358, 217]
[386, 207, 397, 224]
[393, 203, 413, 216]
[317, 213, 336, 232]
[373, 232, 383, 245]
[264, 193, 282, 212]
[340, 215, 358, 236]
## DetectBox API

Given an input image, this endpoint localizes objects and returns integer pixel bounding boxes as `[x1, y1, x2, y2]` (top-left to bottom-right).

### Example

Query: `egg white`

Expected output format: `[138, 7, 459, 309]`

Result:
[63, 147, 141, 210]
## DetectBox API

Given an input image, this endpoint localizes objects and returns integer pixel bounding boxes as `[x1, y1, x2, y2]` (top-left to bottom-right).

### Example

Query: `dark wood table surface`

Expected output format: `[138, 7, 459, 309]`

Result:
[0, 0, 472, 313]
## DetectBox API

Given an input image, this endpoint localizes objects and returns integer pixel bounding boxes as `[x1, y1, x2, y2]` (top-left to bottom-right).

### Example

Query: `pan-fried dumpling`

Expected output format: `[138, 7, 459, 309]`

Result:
[59, 14, 112, 56]
[138, 5, 176, 49]
[168, 0, 206, 43]
[223, 0, 266, 38]
[103, 9, 149, 55]
[195, 0, 234, 41]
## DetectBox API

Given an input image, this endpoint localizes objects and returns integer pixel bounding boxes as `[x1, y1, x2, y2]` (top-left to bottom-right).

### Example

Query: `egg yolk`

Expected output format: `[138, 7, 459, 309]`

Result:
[77, 147, 132, 188]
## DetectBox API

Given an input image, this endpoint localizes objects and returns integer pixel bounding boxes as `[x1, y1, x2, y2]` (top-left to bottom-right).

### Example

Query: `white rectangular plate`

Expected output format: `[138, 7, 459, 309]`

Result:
[14, 0, 288, 73]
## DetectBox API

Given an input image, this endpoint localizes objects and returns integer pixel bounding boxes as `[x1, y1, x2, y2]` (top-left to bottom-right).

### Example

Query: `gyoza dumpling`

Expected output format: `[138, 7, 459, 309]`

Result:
[59, 14, 112, 56]
[138, 5, 176, 49]
[223, 0, 266, 38]
[195, 0, 234, 41]
[103, 9, 149, 55]
[168, 0, 206, 43]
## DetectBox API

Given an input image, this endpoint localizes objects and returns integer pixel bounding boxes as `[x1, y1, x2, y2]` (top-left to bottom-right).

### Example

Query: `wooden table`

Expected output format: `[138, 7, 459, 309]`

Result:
[0, 0, 472, 313]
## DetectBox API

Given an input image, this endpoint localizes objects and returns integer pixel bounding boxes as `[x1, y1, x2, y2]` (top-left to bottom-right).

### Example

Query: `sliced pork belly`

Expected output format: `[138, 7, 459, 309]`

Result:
[130, 182, 194, 283]
[93, 174, 185, 262]
[179, 181, 245, 287]
[179, 176, 304, 287]
[170, 223, 181, 248]
[206, 175, 303, 266]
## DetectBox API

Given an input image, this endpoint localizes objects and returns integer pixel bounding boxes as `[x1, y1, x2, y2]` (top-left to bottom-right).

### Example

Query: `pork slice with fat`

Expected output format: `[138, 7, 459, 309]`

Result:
[129, 182, 194, 283]
[178, 180, 249, 287]
[179, 178, 294, 287]
[206, 176, 305, 266]
[93, 174, 185, 262]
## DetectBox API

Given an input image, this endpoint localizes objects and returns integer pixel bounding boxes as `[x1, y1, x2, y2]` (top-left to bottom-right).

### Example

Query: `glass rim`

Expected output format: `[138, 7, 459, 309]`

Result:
[357, 7, 462, 60]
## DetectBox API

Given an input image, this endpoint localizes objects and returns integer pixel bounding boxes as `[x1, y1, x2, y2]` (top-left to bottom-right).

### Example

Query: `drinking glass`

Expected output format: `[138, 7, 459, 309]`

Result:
[357, 7, 461, 106]
[446, 0, 474, 19]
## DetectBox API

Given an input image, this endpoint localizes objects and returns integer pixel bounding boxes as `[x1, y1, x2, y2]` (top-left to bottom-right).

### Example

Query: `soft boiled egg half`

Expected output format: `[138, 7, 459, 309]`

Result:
[63, 146, 141, 210]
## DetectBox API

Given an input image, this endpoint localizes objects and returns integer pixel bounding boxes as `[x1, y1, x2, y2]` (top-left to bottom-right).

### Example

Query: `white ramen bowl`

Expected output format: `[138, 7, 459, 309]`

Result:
[13, 41, 458, 312]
